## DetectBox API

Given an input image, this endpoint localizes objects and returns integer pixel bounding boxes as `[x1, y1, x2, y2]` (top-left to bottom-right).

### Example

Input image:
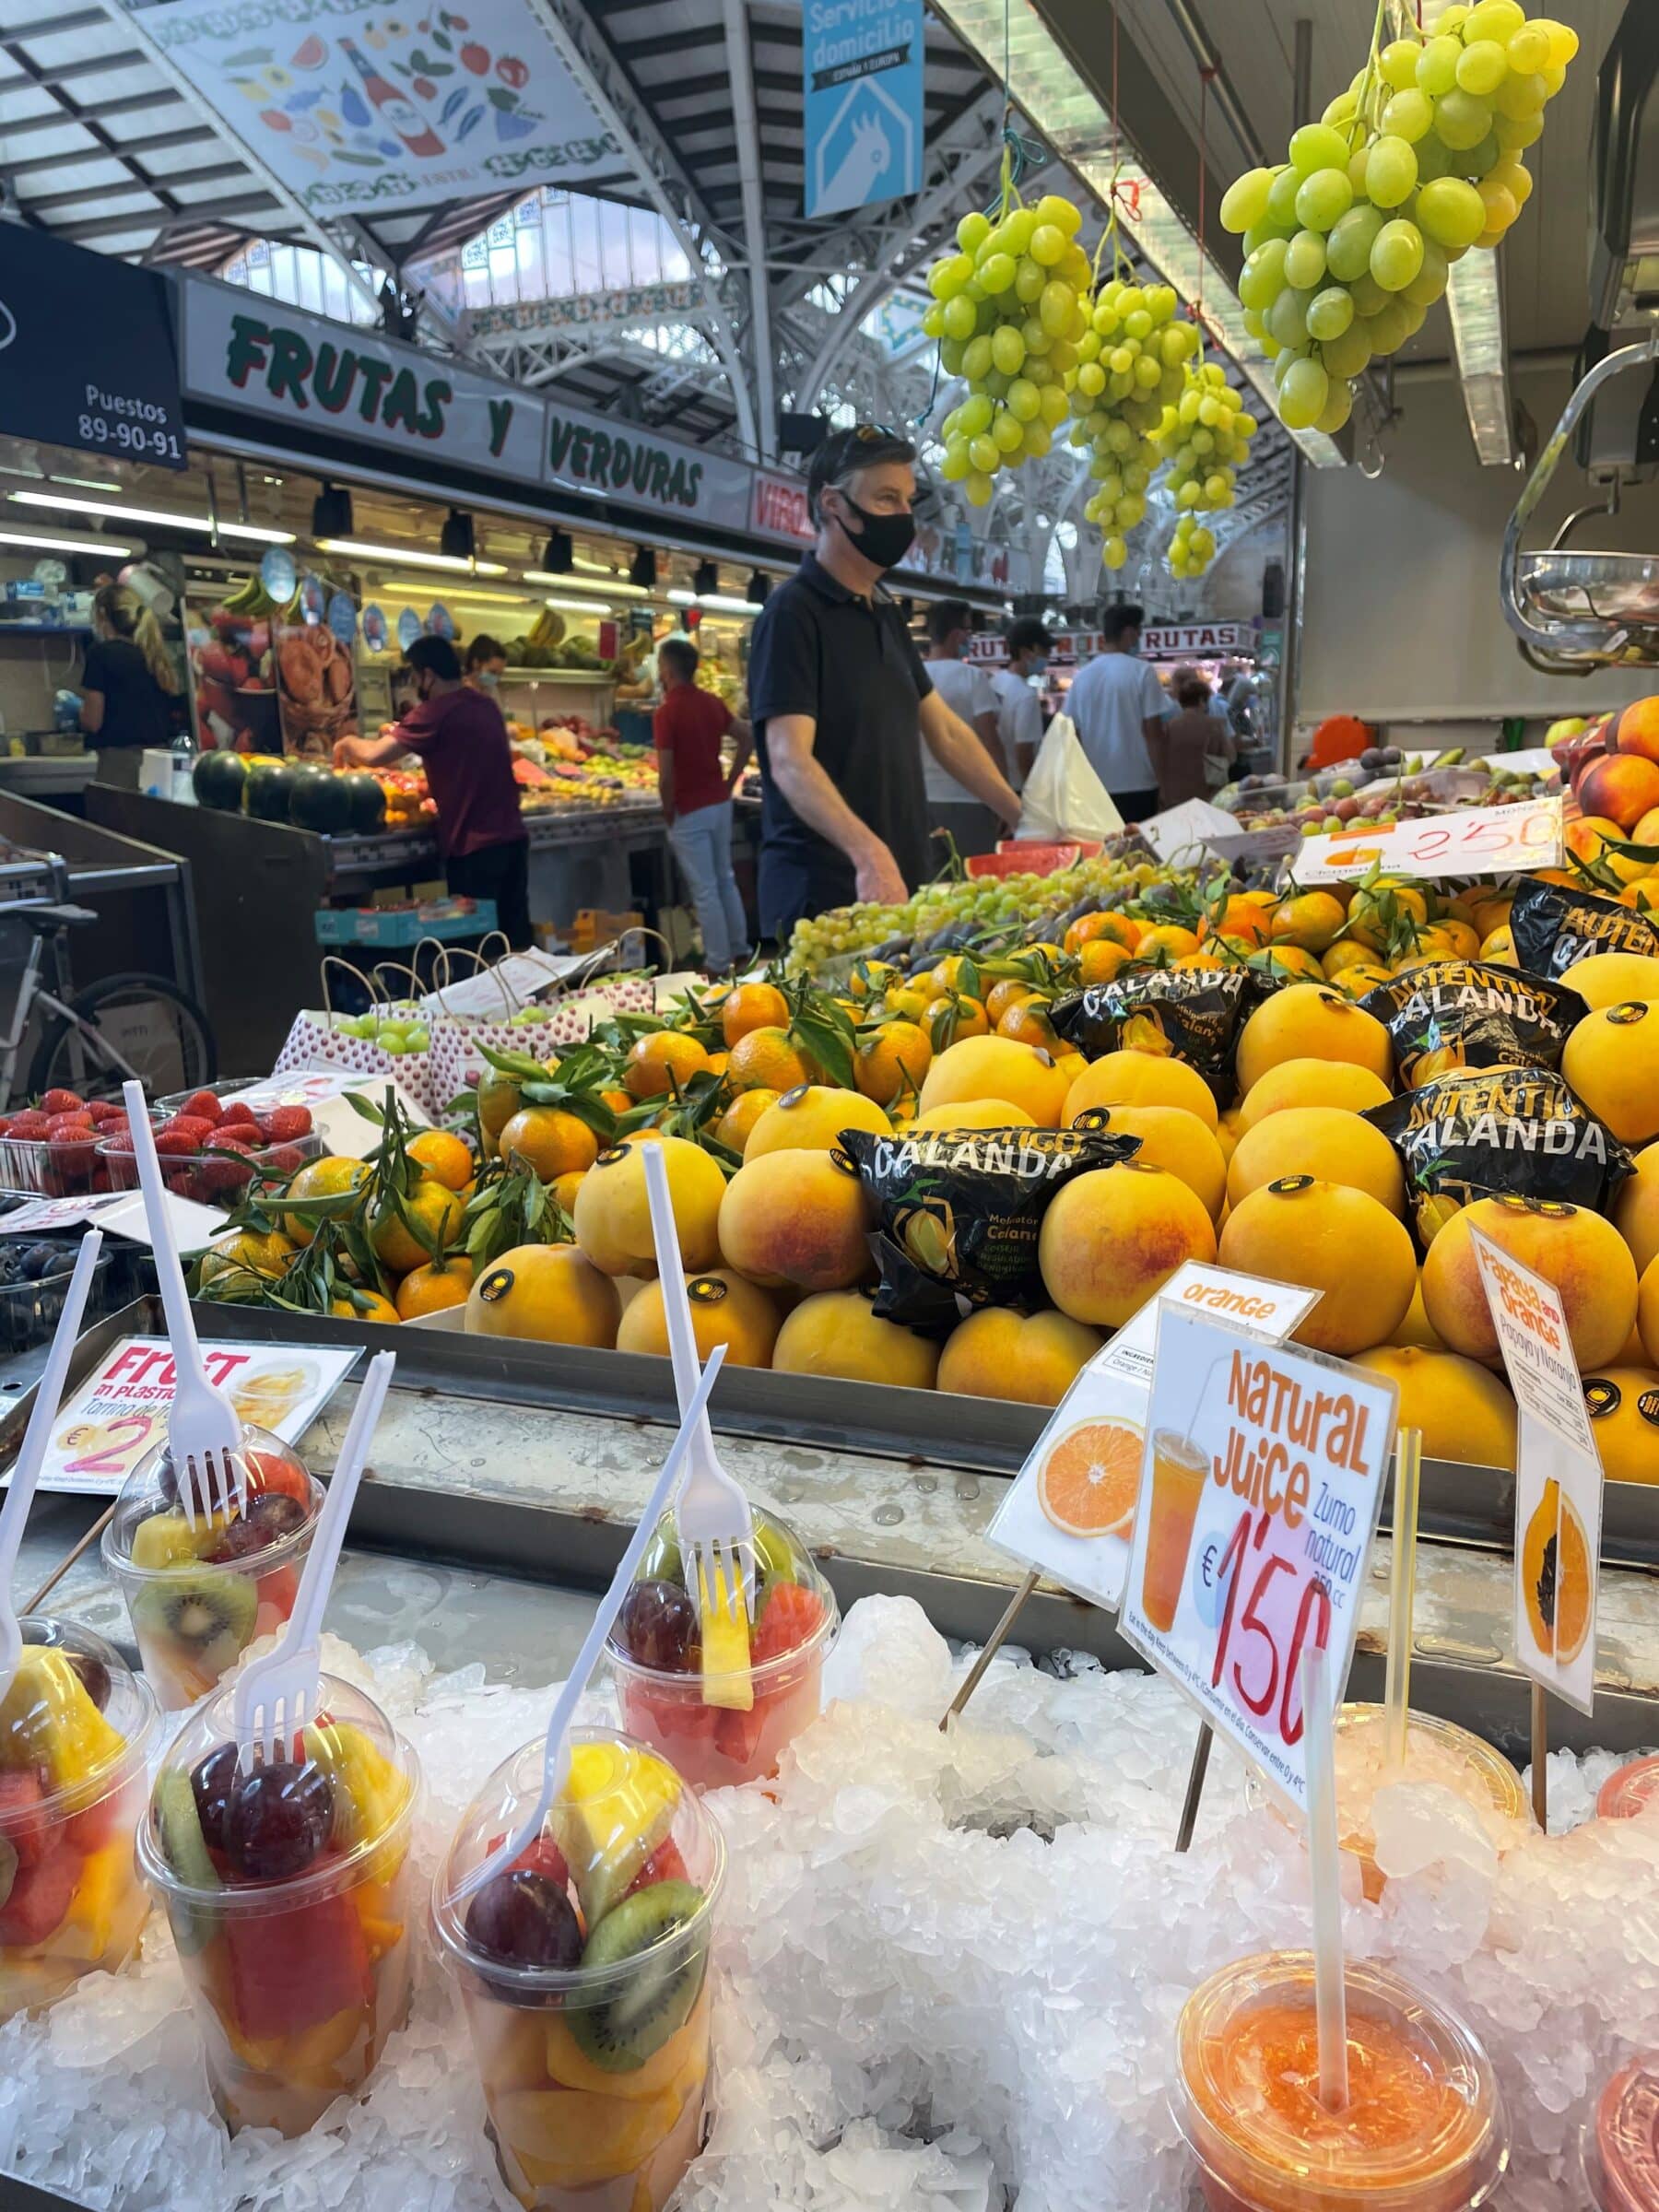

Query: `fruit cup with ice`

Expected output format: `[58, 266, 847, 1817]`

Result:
[0, 1618, 159, 2021]
[102, 1429, 323, 1710]
[434, 1727, 724, 2212]
[606, 1508, 837, 1791]
[136, 1673, 419, 2136]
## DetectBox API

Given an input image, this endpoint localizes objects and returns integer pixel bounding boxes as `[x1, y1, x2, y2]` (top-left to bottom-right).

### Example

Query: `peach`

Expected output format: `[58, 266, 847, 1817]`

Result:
[1218, 1179, 1415, 1356]
[1421, 1194, 1638, 1371]
[1353, 1347, 1518, 1470]
[936, 1308, 1103, 1405]
[1226, 1105, 1406, 1216]
[1577, 752, 1659, 833]
[771, 1289, 939, 1388]
[1615, 695, 1659, 766]
[717, 1148, 872, 1291]
[1038, 1160, 1216, 1328]
[1232, 985, 1394, 1099]
[1615, 1142, 1659, 1276]
[1561, 998, 1659, 1146]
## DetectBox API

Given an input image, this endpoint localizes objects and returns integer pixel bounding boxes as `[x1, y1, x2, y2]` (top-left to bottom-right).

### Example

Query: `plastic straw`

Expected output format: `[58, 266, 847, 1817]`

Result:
[1383, 1426, 1423, 1773]
[1303, 1637, 1349, 2112]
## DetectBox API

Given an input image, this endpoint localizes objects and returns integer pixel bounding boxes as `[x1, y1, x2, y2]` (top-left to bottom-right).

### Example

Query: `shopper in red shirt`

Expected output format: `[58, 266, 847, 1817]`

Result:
[654, 635, 754, 972]
[334, 634, 531, 947]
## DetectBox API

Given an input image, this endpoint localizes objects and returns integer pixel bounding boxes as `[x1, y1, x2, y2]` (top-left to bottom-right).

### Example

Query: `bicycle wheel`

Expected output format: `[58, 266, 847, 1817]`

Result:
[30, 972, 218, 1101]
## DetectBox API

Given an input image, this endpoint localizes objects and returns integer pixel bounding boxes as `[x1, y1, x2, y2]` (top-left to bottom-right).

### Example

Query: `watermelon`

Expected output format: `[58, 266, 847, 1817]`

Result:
[192, 749, 247, 812]
[339, 772, 386, 835]
[288, 768, 356, 836]
[242, 756, 296, 822]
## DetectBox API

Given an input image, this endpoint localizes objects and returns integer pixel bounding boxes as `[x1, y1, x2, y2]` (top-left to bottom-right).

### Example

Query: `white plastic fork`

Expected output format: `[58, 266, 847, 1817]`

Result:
[641, 1142, 755, 1630]
[448, 1340, 726, 1907]
[122, 1079, 245, 1532]
[231, 1348, 395, 1770]
[0, 1230, 104, 1700]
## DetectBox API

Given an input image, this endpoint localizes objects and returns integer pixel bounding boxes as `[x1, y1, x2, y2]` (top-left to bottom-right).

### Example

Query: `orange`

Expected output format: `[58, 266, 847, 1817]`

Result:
[1065, 910, 1141, 954]
[282, 1156, 368, 1247]
[923, 994, 989, 1050]
[1270, 890, 1347, 952]
[721, 981, 789, 1047]
[624, 1030, 710, 1100]
[1135, 923, 1201, 960]
[1077, 938, 1134, 986]
[705, 1050, 729, 1079]
[499, 1104, 601, 1181]
[855, 1019, 933, 1108]
[552, 1168, 587, 1215]
[394, 1256, 475, 1320]
[1036, 1417, 1144, 1536]
[985, 979, 1036, 1025]
[726, 1025, 814, 1093]
[997, 998, 1061, 1052]
[330, 1290, 400, 1324]
[370, 1177, 466, 1277]
[199, 1227, 295, 1289]
[600, 1087, 632, 1117]
[927, 954, 978, 996]
[1201, 895, 1274, 948]
[407, 1129, 475, 1191]
[714, 1086, 779, 1154]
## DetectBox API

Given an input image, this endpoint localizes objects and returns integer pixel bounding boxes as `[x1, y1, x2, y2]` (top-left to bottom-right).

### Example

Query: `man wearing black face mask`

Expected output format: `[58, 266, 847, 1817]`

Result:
[747, 425, 1019, 940]
[335, 633, 531, 947]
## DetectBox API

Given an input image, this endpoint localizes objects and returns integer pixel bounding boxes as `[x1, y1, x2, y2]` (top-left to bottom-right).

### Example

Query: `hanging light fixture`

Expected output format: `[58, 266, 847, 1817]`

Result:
[440, 508, 477, 562]
[745, 571, 771, 606]
[540, 528, 574, 573]
[629, 546, 658, 590]
[311, 483, 353, 537]
[692, 559, 719, 598]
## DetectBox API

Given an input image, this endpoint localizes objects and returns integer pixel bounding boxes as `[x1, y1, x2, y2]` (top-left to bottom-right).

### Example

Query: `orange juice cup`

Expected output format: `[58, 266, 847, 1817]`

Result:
[1597, 1758, 1659, 1823]
[1176, 1950, 1508, 2212]
[136, 1674, 419, 2136]
[1583, 2054, 1659, 2210]
[433, 1727, 724, 2212]
[0, 1619, 158, 2021]
[1142, 1428, 1208, 1634]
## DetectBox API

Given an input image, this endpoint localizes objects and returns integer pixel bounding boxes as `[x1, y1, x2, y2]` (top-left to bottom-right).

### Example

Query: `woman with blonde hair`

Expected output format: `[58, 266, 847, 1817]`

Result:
[79, 582, 182, 785]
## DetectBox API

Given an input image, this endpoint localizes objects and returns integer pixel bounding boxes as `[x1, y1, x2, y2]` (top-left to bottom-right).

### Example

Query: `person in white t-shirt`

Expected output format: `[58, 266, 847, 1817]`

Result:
[988, 616, 1049, 794]
[921, 597, 1008, 859]
[1065, 601, 1173, 822]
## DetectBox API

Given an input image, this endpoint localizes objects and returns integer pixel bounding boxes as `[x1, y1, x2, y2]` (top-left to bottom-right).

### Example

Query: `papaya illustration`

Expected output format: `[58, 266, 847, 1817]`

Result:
[1522, 1478, 1592, 1665]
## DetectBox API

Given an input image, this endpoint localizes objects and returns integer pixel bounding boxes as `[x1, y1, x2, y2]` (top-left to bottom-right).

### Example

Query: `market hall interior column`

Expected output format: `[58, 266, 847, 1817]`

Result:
[746, 424, 1021, 943]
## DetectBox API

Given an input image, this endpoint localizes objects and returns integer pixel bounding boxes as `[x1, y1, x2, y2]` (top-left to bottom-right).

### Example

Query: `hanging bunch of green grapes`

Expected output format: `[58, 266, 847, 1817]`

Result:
[924, 191, 1093, 505]
[1151, 360, 1259, 578]
[1219, 1, 1577, 434]
[1069, 277, 1199, 571]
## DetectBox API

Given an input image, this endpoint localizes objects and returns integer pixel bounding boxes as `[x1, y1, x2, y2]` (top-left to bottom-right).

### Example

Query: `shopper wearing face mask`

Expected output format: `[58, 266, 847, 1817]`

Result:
[988, 617, 1051, 794]
[464, 634, 508, 693]
[746, 424, 1020, 940]
[335, 634, 531, 947]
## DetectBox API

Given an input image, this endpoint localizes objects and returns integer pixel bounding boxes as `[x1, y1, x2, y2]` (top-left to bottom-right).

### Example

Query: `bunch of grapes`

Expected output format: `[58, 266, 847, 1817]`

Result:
[1219, 1, 1577, 433]
[1151, 360, 1259, 578]
[924, 194, 1093, 506]
[1069, 278, 1199, 571]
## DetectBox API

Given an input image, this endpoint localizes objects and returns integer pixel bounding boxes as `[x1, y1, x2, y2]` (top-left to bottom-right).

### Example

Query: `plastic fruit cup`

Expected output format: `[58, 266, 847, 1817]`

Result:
[102, 1429, 322, 1712]
[1246, 1704, 1534, 1905]
[433, 1726, 724, 2212]
[606, 1509, 838, 1791]
[1583, 2055, 1659, 2210]
[136, 1673, 420, 2137]
[1597, 1758, 1659, 1823]
[1175, 1951, 1509, 2212]
[0, 1618, 158, 2022]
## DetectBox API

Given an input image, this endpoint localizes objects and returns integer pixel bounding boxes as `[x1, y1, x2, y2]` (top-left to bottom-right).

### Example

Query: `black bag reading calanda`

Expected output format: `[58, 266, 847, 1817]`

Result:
[838, 1119, 1136, 1333]
[1364, 1065, 1633, 1248]
[1049, 966, 1251, 1103]
[1508, 875, 1659, 982]
[1359, 959, 1581, 1087]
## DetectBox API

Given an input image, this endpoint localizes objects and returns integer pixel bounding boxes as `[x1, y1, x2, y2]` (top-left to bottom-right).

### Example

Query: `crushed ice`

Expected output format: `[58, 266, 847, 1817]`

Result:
[0, 1604, 1655, 2209]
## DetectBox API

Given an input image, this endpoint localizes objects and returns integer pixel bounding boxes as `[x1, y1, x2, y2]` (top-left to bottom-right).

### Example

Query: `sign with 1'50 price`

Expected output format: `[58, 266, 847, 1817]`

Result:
[1119, 1307, 1400, 1816]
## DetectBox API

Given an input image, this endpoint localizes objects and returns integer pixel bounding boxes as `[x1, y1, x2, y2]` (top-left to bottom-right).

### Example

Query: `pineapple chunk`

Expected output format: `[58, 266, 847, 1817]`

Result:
[0, 1652, 124, 1789]
[550, 1743, 679, 1926]
[697, 1559, 753, 1713]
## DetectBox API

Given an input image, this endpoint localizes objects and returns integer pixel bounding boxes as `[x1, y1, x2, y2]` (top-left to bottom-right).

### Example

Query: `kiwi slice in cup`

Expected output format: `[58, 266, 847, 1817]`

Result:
[568, 1880, 707, 2071]
[131, 1565, 257, 1673]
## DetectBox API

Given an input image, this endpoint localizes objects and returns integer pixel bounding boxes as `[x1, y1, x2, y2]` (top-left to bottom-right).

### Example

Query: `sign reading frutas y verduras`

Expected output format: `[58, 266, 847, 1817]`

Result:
[545, 403, 753, 525]
[1118, 1308, 1399, 1815]
[1139, 622, 1253, 660]
[0, 228, 186, 470]
[1296, 797, 1563, 882]
[804, 0, 923, 218]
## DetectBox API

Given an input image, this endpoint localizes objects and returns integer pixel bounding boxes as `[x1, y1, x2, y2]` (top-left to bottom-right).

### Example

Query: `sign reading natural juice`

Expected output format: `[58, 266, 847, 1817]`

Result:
[1119, 1308, 1399, 1814]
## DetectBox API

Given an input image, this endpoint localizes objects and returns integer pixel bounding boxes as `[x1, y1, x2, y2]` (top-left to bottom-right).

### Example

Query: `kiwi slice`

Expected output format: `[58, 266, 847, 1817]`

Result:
[131, 1565, 257, 1672]
[154, 1769, 219, 1954]
[750, 1516, 796, 1592]
[568, 1880, 707, 2072]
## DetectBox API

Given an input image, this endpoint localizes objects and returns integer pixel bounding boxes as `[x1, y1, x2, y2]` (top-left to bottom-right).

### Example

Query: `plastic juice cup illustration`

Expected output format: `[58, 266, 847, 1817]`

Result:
[606, 1506, 838, 1792]
[1597, 1757, 1659, 1823]
[1142, 1428, 1209, 1634]
[433, 1725, 724, 2211]
[0, 1618, 159, 2022]
[136, 1673, 420, 2136]
[103, 1427, 322, 1710]
[1175, 1950, 1508, 2212]
[1583, 2054, 1659, 2210]
[229, 1359, 318, 1433]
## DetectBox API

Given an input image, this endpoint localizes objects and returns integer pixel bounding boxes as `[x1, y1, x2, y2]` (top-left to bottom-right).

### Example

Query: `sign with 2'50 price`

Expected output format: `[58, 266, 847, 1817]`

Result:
[1294, 797, 1562, 883]
[1119, 1307, 1400, 1815]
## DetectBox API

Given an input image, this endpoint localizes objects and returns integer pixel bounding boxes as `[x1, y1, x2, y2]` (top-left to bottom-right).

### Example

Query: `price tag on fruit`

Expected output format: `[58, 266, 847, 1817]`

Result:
[226, 1070, 430, 1160]
[31, 1335, 361, 1496]
[0, 1187, 230, 1244]
[1294, 796, 1563, 882]
[985, 1264, 1322, 1614]
[1117, 1307, 1400, 1815]
[1470, 1224, 1605, 1716]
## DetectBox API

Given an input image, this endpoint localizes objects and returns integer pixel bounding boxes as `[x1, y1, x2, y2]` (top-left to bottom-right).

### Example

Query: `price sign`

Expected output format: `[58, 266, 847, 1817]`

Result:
[0, 1187, 229, 1245]
[1118, 1307, 1399, 1814]
[1470, 1220, 1605, 1715]
[1295, 796, 1562, 882]
[986, 1263, 1321, 1613]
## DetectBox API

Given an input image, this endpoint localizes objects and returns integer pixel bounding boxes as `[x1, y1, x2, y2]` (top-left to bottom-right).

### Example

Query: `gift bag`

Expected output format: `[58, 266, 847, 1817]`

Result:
[1018, 713, 1126, 843]
[271, 955, 444, 1118]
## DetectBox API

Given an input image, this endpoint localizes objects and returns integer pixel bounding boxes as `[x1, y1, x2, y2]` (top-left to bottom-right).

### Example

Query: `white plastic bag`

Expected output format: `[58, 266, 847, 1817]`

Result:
[1015, 713, 1126, 843]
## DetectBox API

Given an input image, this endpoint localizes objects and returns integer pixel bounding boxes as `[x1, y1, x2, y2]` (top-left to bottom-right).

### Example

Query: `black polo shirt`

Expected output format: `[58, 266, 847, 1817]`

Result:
[747, 552, 932, 937]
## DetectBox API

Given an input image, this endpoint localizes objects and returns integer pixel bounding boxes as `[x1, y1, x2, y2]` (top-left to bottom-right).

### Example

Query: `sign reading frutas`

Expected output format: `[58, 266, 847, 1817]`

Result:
[804, 0, 923, 217]
[0, 228, 186, 469]
[1118, 1308, 1399, 1814]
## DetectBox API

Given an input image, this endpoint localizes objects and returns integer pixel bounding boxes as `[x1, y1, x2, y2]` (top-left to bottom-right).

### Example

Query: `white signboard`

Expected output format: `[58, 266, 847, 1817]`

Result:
[0, 1188, 229, 1246]
[1295, 797, 1563, 883]
[1140, 622, 1253, 660]
[1118, 1308, 1398, 1815]
[1470, 1225, 1605, 1715]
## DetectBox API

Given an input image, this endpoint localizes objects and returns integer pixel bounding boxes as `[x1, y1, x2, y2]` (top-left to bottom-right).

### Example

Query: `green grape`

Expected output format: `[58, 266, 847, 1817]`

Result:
[1024, 420, 1052, 459]
[1362, 299, 1410, 355]
[1266, 286, 1312, 348]
[1477, 176, 1519, 233]
[1124, 307, 1154, 340]
[1040, 279, 1075, 335]
[1006, 376, 1041, 421]
[1289, 123, 1352, 175]
[1417, 175, 1487, 247]
[1415, 133, 1452, 182]
[959, 391, 994, 435]
[1543, 18, 1578, 65]
[941, 438, 970, 480]
[1295, 166, 1354, 231]
[942, 296, 975, 340]
[1035, 193, 1082, 232]
[1396, 296, 1429, 339]
[1379, 36, 1424, 90]
[1315, 380, 1354, 434]
[982, 368, 1010, 398]
[978, 252, 1017, 294]
[1242, 218, 1294, 256]
[1028, 223, 1065, 267]
[1306, 284, 1356, 340]
[1417, 35, 1462, 94]
[968, 434, 998, 474]
[1015, 256, 1048, 304]
[1284, 229, 1328, 288]
[1366, 135, 1418, 207]
[1241, 305, 1268, 339]
[1320, 322, 1373, 379]
[1279, 357, 1330, 429]
[928, 253, 972, 299]
[1506, 23, 1550, 72]
[1434, 88, 1492, 148]
[1077, 359, 1107, 397]
[1040, 383, 1070, 426]
[993, 412, 1025, 454]
[1466, 130, 1500, 174]
[1370, 218, 1425, 291]
[956, 210, 991, 255]
[1322, 91, 1358, 126]
[1456, 39, 1509, 96]
[1493, 70, 1545, 120]
[1539, 58, 1565, 95]
[1347, 145, 1372, 195]
[1134, 355, 1162, 389]
[1326, 202, 1386, 281]
[1382, 88, 1434, 142]
[961, 335, 994, 382]
[1266, 166, 1306, 226]
[1219, 167, 1276, 231]
[1496, 109, 1544, 149]
[1004, 208, 1036, 254]
[1103, 534, 1127, 571]
[1492, 156, 1533, 206]
[991, 324, 1027, 374]
[1347, 270, 1389, 314]
[1402, 237, 1450, 306]
[1465, 0, 1524, 39]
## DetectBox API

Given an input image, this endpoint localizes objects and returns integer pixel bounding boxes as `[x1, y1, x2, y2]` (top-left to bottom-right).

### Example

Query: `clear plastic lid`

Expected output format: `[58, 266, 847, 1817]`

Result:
[102, 1425, 320, 1573]
[0, 1617, 157, 1817]
[1584, 2057, 1659, 2211]
[1597, 1758, 1659, 1824]
[137, 1671, 419, 1911]
[606, 1504, 838, 1692]
[1175, 1951, 1508, 2212]
[432, 1726, 724, 2004]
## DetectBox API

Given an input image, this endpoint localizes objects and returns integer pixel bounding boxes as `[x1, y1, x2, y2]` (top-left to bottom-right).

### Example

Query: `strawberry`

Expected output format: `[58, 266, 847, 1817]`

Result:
[46, 1113, 93, 1137]
[85, 1100, 125, 1124]
[40, 1089, 82, 1117]
[161, 1115, 216, 1145]
[8, 1113, 49, 1136]
[0, 1772, 49, 1869]
[750, 1582, 827, 1665]
[101, 1132, 135, 1155]
[622, 1838, 688, 1899]
[0, 1844, 77, 1945]
[245, 1448, 310, 1504]
[206, 1134, 254, 1156]
[196, 1156, 251, 1199]
[263, 1144, 305, 1176]
[219, 1100, 260, 1131]
[154, 1130, 201, 1158]
[259, 1105, 312, 1142]
[181, 1089, 224, 1124]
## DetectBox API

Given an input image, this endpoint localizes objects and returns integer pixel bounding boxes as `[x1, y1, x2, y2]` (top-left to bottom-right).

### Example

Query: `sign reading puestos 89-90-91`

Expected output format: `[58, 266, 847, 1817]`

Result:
[1119, 1307, 1399, 1815]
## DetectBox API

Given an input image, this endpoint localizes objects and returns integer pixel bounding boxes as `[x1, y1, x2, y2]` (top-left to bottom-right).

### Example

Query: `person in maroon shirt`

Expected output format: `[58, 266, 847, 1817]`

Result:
[335, 634, 531, 947]
[654, 635, 754, 972]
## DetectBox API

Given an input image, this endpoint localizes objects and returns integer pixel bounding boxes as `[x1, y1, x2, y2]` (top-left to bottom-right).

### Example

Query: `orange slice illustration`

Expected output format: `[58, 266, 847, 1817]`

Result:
[1036, 1415, 1145, 1538]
